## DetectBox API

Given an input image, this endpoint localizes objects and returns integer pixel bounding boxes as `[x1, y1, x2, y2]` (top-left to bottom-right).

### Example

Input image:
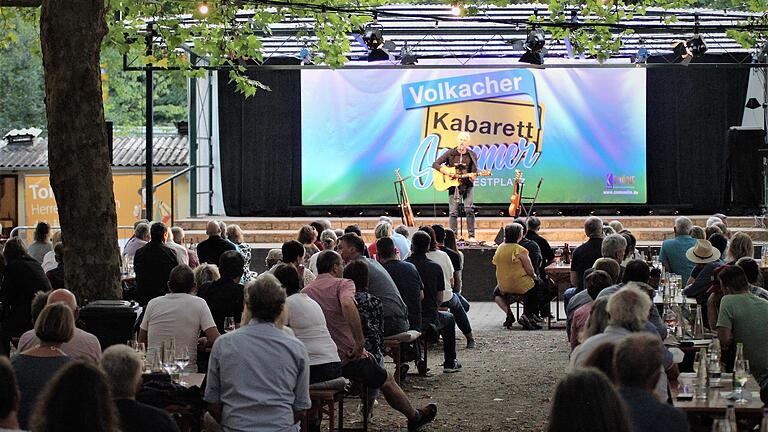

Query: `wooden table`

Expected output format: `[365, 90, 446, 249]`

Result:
[673, 373, 764, 417]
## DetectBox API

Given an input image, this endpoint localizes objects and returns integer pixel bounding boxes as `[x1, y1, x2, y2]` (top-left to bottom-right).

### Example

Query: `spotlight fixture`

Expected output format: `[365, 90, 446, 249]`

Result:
[362, 20, 390, 61]
[450, 2, 462, 16]
[197, 1, 209, 16]
[519, 28, 546, 65]
[400, 41, 418, 65]
[746, 98, 763, 110]
[686, 35, 708, 56]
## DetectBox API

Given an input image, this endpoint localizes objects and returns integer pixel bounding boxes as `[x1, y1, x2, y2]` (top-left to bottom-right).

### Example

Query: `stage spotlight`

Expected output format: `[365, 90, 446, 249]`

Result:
[519, 28, 546, 65]
[450, 2, 462, 16]
[400, 41, 418, 65]
[746, 97, 762, 110]
[362, 23, 384, 51]
[556, 210, 563, 217]
[686, 35, 707, 56]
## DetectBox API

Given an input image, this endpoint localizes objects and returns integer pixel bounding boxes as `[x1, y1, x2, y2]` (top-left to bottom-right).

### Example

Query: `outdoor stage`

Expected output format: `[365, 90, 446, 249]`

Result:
[176, 215, 767, 302]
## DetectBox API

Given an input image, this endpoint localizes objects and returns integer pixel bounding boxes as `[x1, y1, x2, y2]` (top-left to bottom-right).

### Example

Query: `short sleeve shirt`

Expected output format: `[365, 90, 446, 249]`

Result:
[354, 292, 384, 356]
[659, 235, 698, 282]
[493, 243, 535, 295]
[302, 274, 358, 363]
[716, 293, 768, 382]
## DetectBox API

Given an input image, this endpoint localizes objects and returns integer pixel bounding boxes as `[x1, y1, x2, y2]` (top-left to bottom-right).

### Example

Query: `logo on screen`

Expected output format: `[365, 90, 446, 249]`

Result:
[604, 173, 638, 195]
[401, 71, 545, 191]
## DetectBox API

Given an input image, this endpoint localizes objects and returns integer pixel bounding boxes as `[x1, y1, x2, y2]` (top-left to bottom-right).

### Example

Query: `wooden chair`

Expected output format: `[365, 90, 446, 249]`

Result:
[304, 389, 345, 432]
[382, 330, 421, 384]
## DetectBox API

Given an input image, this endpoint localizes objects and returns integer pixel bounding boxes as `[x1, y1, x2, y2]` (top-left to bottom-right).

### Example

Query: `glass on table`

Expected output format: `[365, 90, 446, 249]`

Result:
[174, 346, 190, 385]
[224, 316, 236, 333]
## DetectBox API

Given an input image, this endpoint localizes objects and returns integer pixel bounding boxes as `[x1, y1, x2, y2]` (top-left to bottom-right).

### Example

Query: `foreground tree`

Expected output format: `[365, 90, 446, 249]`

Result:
[1, 0, 765, 299]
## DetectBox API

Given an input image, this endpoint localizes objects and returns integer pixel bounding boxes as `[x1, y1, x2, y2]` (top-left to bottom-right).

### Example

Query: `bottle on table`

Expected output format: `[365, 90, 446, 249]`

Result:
[693, 306, 705, 338]
[733, 343, 750, 389]
[709, 338, 722, 387]
[562, 243, 570, 265]
[695, 347, 708, 399]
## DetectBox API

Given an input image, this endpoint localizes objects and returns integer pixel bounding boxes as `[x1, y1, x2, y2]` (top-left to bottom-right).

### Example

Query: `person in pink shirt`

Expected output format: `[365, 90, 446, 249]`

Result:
[302, 250, 437, 431]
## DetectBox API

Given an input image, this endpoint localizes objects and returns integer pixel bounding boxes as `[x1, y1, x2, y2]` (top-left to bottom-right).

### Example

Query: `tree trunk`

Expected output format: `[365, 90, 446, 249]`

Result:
[40, 0, 121, 300]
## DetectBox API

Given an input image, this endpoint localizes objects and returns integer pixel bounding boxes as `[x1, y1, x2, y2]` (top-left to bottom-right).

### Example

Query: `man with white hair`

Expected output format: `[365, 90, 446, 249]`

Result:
[123, 222, 150, 260]
[196, 220, 237, 265]
[165, 226, 189, 266]
[431, 132, 479, 241]
[102, 345, 179, 432]
[659, 216, 697, 282]
[172, 226, 199, 268]
[17, 289, 102, 362]
[380, 216, 411, 259]
[601, 234, 627, 272]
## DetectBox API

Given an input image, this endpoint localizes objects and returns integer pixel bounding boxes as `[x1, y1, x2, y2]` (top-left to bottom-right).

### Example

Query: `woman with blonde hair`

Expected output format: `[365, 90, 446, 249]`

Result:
[12, 303, 74, 428]
[193, 263, 220, 289]
[367, 222, 398, 259]
[226, 224, 257, 283]
[726, 232, 753, 263]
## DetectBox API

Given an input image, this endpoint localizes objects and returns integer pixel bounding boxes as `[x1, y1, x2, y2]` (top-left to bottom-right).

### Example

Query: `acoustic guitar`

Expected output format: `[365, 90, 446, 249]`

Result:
[508, 170, 523, 217]
[433, 167, 492, 192]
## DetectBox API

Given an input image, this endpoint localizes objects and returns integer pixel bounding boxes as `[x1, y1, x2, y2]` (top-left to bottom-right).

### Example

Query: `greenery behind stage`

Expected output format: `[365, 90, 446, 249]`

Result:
[0, 16, 186, 136]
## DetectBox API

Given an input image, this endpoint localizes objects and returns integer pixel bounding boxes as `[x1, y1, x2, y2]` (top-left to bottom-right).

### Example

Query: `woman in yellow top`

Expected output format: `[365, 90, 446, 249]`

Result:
[492, 223, 538, 330]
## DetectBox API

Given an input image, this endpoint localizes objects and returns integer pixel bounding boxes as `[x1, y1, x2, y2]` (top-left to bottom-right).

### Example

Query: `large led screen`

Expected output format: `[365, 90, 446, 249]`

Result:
[301, 68, 646, 205]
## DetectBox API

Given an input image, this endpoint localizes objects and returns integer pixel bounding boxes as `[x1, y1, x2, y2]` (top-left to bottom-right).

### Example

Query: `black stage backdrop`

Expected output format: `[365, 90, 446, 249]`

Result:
[218, 61, 750, 216]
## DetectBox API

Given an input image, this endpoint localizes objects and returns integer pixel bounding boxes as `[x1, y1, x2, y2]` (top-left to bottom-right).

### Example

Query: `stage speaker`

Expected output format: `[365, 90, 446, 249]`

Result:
[725, 127, 767, 210]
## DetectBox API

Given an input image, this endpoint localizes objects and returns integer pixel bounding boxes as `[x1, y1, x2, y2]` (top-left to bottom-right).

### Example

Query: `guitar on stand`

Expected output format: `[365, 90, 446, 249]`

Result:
[394, 169, 416, 227]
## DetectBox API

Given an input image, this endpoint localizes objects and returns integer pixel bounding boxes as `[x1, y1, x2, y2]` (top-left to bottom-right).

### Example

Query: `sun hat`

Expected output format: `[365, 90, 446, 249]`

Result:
[685, 239, 721, 264]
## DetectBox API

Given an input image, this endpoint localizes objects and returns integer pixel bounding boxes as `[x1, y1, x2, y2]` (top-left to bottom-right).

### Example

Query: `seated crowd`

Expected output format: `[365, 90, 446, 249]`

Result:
[554, 213, 768, 431]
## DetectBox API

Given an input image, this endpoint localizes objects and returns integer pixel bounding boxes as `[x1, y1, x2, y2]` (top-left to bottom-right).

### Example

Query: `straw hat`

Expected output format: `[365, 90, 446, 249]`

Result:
[685, 239, 721, 264]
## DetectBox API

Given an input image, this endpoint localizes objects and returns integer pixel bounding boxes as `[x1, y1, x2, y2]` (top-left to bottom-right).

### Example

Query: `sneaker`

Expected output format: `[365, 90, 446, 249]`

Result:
[408, 403, 438, 431]
[466, 339, 476, 349]
[442, 359, 463, 373]
[503, 313, 516, 329]
[531, 314, 543, 323]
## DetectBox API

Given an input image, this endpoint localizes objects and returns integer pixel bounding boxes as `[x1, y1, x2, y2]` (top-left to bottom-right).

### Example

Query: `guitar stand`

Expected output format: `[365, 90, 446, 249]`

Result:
[518, 177, 543, 219]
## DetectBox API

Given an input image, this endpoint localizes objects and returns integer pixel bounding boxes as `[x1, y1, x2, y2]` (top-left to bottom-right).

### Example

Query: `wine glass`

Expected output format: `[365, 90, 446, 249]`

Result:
[162, 345, 176, 377]
[224, 316, 236, 333]
[175, 346, 190, 385]
[693, 351, 701, 374]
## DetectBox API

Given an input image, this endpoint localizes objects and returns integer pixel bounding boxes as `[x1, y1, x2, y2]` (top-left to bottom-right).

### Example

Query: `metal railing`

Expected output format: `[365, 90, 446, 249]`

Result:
[10, 225, 136, 239]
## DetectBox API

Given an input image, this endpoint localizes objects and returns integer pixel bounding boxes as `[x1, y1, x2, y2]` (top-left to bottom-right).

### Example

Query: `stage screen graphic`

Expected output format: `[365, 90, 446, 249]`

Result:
[301, 68, 646, 205]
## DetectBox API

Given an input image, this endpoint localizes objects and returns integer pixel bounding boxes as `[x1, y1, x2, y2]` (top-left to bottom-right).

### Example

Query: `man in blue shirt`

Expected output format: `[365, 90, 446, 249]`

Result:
[204, 274, 311, 432]
[659, 216, 697, 282]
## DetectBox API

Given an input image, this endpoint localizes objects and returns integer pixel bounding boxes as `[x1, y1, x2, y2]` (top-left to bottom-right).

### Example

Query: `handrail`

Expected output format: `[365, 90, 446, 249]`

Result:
[152, 165, 210, 190]
[10, 225, 135, 238]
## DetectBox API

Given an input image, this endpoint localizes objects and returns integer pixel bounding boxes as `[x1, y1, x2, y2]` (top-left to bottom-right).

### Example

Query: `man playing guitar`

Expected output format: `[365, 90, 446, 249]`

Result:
[432, 132, 479, 241]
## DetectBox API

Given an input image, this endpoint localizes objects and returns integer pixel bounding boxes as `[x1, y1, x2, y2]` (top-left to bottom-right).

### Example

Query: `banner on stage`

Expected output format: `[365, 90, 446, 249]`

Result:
[301, 68, 646, 205]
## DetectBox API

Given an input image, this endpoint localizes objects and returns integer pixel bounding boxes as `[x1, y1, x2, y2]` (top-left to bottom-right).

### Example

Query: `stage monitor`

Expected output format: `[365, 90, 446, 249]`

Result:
[300, 68, 647, 206]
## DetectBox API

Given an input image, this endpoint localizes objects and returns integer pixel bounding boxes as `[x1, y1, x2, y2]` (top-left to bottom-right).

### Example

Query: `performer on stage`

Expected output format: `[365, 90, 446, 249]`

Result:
[432, 132, 479, 240]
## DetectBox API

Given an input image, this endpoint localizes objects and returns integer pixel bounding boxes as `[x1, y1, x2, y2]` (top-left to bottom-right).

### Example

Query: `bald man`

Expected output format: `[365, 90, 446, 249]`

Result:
[196, 220, 238, 266]
[17, 289, 102, 362]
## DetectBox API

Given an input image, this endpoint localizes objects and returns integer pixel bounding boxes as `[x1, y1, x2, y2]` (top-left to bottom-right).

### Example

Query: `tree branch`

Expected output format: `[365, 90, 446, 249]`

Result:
[0, 0, 42, 6]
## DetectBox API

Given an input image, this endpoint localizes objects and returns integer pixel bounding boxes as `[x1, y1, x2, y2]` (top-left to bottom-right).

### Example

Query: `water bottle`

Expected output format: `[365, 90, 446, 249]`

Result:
[709, 338, 722, 387]
[695, 347, 709, 399]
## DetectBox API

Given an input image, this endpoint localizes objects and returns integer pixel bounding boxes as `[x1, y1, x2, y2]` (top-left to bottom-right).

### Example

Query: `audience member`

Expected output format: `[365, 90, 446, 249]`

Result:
[705, 233, 755, 328]
[513, 218, 552, 320]
[302, 251, 437, 429]
[0, 237, 51, 355]
[337, 234, 409, 336]
[378, 237, 423, 332]
[526, 216, 555, 276]
[577, 297, 610, 345]
[493, 223, 538, 330]
[164, 226, 189, 266]
[123, 222, 150, 260]
[40, 231, 62, 272]
[601, 234, 627, 273]
[706, 216, 722, 228]
[547, 368, 631, 432]
[310, 221, 327, 251]
[716, 266, 768, 393]
[205, 274, 311, 431]
[406, 232, 462, 373]
[101, 345, 179, 432]
[308, 230, 337, 275]
[368, 222, 399, 260]
[134, 222, 179, 306]
[658, 216, 697, 282]
[44, 242, 65, 290]
[227, 224, 257, 283]
[343, 261, 385, 363]
[196, 220, 237, 266]
[432, 224, 462, 293]
[614, 334, 689, 432]
[713, 221, 729, 239]
[197, 251, 245, 333]
[565, 257, 620, 333]
[31, 361, 119, 432]
[272, 240, 317, 287]
[689, 226, 705, 240]
[565, 217, 604, 305]
[0, 357, 22, 431]
[27, 222, 53, 263]
[705, 225, 722, 239]
[171, 226, 198, 268]
[735, 257, 768, 300]
[298, 225, 320, 263]
[18, 289, 101, 362]
[570, 270, 613, 349]
[380, 216, 411, 260]
[276, 264, 341, 385]
[418, 226, 475, 346]
[443, 229, 471, 312]
[265, 248, 283, 269]
[582, 341, 617, 382]
[139, 265, 220, 373]
[620, 231, 637, 264]
[12, 303, 73, 428]
[608, 220, 624, 233]
[193, 263, 220, 288]
[682, 239, 723, 300]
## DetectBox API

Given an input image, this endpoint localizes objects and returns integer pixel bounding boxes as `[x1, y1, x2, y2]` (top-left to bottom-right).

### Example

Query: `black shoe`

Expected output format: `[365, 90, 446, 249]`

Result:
[416, 360, 429, 376]
[442, 359, 463, 373]
[466, 339, 476, 349]
[399, 363, 410, 381]
[518, 314, 539, 330]
[408, 403, 438, 431]
[503, 313, 516, 329]
[531, 314, 543, 323]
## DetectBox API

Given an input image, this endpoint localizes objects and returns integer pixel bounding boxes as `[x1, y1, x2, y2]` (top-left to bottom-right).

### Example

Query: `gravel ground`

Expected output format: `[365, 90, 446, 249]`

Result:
[338, 327, 571, 431]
